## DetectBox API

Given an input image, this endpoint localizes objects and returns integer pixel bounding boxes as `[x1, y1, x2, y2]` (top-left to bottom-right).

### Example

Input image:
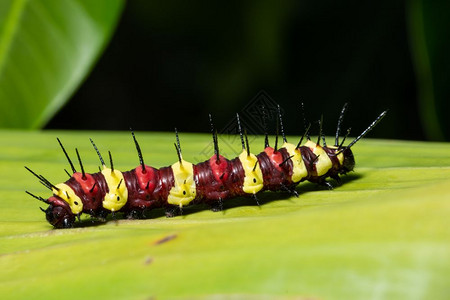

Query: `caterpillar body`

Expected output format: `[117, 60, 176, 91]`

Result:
[26, 105, 387, 228]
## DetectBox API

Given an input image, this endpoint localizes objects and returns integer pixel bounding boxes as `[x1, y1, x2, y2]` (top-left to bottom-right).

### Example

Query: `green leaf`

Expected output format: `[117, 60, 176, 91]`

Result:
[0, 0, 124, 129]
[1, 130, 449, 299]
[407, 0, 450, 140]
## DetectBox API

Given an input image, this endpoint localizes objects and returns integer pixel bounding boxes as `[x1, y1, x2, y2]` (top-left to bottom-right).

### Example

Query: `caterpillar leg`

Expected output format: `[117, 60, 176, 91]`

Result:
[95, 209, 109, 221]
[309, 176, 335, 190]
[209, 198, 224, 212]
[331, 174, 342, 185]
[320, 180, 334, 190]
[280, 184, 299, 197]
[45, 205, 75, 228]
[126, 209, 145, 219]
[165, 205, 183, 218]
[252, 194, 260, 206]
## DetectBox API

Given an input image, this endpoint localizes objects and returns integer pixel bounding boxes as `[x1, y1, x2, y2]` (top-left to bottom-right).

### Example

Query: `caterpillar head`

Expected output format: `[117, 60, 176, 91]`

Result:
[340, 147, 355, 174]
[44, 196, 75, 228]
[25, 166, 79, 228]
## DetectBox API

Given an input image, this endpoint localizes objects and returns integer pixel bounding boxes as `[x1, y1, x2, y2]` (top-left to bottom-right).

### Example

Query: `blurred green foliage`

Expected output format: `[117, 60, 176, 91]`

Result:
[0, 0, 124, 128]
[407, 0, 450, 140]
[0, 0, 448, 141]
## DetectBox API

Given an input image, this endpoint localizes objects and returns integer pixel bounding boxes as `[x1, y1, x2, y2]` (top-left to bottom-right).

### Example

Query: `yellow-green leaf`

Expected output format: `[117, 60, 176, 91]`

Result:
[1, 130, 449, 299]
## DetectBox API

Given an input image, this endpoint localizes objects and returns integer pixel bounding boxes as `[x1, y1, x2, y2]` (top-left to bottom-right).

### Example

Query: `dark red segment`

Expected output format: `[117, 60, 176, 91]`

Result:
[209, 154, 229, 183]
[257, 147, 293, 191]
[154, 166, 175, 203]
[263, 147, 284, 172]
[135, 165, 158, 194]
[322, 147, 341, 178]
[223, 157, 245, 197]
[123, 169, 160, 210]
[73, 172, 97, 194]
[194, 155, 231, 202]
[47, 195, 72, 210]
[65, 173, 106, 214]
[277, 148, 293, 181]
[299, 146, 317, 180]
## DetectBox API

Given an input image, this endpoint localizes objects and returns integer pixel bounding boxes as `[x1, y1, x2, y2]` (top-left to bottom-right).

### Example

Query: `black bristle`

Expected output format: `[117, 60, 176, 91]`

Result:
[75, 148, 86, 179]
[252, 160, 258, 172]
[209, 114, 220, 163]
[335, 103, 349, 146]
[279, 155, 294, 167]
[90, 138, 105, 166]
[301, 102, 310, 140]
[89, 182, 97, 193]
[277, 104, 287, 143]
[296, 123, 311, 149]
[316, 116, 323, 146]
[261, 105, 269, 148]
[338, 128, 352, 149]
[108, 151, 114, 172]
[25, 190, 49, 204]
[174, 128, 183, 163]
[24, 166, 59, 191]
[244, 129, 250, 156]
[57, 138, 76, 174]
[274, 116, 279, 151]
[320, 115, 327, 147]
[346, 110, 388, 148]
[236, 113, 245, 150]
[131, 128, 145, 172]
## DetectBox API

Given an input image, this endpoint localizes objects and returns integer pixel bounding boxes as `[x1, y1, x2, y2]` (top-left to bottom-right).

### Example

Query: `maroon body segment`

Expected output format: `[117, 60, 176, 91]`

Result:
[224, 157, 246, 197]
[154, 166, 175, 203]
[322, 147, 342, 179]
[258, 147, 294, 191]
[194, 158, 230, 203]
[123, 170, 155, 210]
[66, 173, 106, 214]
[298, 146, 318, 180]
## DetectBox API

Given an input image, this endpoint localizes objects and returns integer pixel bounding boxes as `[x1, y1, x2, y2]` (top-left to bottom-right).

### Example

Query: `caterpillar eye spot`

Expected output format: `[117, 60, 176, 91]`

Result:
[183, 191, 186, 195]
[74, 201, 79, 205]
[117, 196, 120, 201]
[253, 178, 257, 183]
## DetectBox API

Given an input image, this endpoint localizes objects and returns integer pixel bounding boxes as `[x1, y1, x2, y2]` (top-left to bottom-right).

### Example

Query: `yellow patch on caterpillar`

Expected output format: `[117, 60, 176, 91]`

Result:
[282, 142, 307, 183]
[305, 140, 332, 176]
[101, 167, 128, 212]
[168, 160, 196, 208]
[326, 145, 344, 165]
[239, 150, 264, 194]
[53, 183, 83, 214]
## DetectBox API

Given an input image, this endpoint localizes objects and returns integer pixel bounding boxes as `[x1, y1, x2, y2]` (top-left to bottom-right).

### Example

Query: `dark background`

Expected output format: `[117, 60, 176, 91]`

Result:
[46, 0, 450, 141]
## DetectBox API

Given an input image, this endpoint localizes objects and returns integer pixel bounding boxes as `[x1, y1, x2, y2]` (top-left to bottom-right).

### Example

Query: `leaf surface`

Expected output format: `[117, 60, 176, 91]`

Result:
[0, 130, 449, 299]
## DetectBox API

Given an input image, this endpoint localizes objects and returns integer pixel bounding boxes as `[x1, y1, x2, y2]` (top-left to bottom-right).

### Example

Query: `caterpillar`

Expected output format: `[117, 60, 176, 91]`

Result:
[25, 104, 387, 229]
